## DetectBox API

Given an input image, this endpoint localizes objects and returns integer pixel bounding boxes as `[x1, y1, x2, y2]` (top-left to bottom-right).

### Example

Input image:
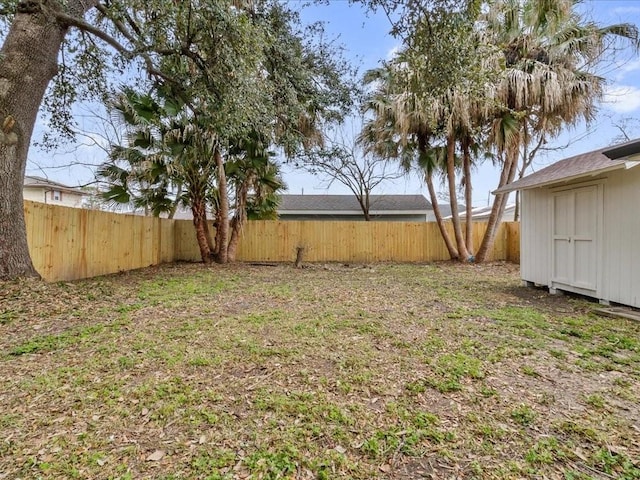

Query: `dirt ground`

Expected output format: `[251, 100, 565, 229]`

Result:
[1, 261, 638, 479]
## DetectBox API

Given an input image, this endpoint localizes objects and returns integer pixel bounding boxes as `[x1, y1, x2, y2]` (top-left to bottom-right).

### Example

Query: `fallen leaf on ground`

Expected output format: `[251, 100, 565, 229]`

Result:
[146, 450, 165, 461]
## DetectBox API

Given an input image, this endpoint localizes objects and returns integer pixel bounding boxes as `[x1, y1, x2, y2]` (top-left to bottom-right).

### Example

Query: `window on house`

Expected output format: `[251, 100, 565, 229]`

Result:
[52, 190, 62, 201]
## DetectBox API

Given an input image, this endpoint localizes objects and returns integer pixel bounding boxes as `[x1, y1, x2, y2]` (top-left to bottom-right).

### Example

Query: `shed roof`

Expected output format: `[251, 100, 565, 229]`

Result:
[494, 146, 636, 194]
[279, 194, 431, 213]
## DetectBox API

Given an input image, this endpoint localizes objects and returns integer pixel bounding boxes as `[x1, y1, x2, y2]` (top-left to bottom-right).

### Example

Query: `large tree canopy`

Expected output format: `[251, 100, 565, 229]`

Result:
[0, 0, 353, 279]
[97, 2, 353, 263]
[361, 0, 638, 262]
[361, 0, 491, 261]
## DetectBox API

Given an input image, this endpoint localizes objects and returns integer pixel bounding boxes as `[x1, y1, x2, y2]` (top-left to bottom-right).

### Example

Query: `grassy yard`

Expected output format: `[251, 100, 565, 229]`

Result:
[1, 262, 639, 479]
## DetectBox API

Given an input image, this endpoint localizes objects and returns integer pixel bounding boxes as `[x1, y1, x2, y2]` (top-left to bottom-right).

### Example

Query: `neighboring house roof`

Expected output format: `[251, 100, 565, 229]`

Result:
[601, 137, 640, 160]
[433, 203, 463, 218]
[443, 204, 515, 221]
[23, 175, 86, 196]
[493, 146, 638, 194]
[279, 194, 432, 214]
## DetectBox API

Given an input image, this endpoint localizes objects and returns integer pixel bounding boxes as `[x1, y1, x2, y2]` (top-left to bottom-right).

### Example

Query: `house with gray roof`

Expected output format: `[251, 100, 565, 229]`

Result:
[495, 138, 640, 308]
[278, 194, 432, 222]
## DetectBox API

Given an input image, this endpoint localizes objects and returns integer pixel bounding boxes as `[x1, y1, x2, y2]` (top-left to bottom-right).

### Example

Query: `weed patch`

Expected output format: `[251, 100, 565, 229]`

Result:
[8, 324, 106, 356]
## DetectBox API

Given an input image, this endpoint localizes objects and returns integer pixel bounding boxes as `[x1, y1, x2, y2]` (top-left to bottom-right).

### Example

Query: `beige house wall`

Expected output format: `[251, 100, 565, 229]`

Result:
[23, 187, 85, 208]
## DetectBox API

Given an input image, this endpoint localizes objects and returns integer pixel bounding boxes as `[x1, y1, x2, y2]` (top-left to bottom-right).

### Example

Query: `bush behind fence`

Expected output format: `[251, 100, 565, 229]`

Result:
[24, 201, 520, 282]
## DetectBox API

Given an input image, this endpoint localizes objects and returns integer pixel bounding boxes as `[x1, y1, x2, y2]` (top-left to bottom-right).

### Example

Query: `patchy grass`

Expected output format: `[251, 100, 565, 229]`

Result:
[1, 261, 639, 479]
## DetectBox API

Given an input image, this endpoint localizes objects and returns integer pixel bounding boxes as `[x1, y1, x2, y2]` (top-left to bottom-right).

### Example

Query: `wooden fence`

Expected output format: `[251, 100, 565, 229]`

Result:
[24, 201, 175, 281]
[24, 201, 520, 281]
[176, 219, 514, 263]
[505, 222, 520, 264]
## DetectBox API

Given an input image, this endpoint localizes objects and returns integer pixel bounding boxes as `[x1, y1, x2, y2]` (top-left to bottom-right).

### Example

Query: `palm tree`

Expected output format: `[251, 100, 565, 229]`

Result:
[361, 66, 464, 259]
[225, 134, 285, 261]
[361, 54, 491, 261]
[363, 0, 637, 262]
[475, 0, 639, 261]
[99, 88, 219, 263]
[98, 90, 180, 217]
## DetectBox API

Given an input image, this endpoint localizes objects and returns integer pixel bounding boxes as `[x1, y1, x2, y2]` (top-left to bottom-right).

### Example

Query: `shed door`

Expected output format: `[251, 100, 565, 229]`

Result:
[552, 185, 599, 291]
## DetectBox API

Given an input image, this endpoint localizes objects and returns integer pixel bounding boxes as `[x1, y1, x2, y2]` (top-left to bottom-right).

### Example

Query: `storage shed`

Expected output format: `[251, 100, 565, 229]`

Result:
[495, 139, 640, 308]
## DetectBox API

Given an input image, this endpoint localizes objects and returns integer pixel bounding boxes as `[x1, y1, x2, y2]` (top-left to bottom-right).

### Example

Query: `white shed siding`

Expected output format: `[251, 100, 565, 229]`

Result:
[521, 189, 549, 285]
[602, 172, 621, 303]
[520, 166, 640, 308]
[601, 167, 640, 307]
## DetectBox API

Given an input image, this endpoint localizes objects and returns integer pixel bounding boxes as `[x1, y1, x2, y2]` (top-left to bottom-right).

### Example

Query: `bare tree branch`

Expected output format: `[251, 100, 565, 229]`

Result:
[95, 3, 139, 45]
[296, 120, 404, 220]
[53, 10, 133, 56]
[53, 4, 180, 86]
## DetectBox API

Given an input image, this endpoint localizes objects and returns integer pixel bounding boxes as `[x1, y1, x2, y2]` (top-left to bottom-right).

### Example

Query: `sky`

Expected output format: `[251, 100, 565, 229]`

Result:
[24, 0, 640, 208]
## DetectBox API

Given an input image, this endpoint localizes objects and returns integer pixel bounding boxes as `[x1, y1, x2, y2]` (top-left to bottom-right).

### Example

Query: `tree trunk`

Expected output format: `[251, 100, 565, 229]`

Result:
[425, 170, 458, 260]
[191, 198, 211, 263]
[475, 143, 519, 262]
[214, 149, 230, 264]
[363, 193, 371, 221]
[227, 215, 243, 262]
[355, 192, 371, 221]
[295, 246, 305, 268]
[445, 135, 471, 261]
[227, 180, 249, 262]
[204, 219, 215, 255]
[0, 3, 95, 280]
[211, 218, 220, 256]
[462, 139, 474, 254]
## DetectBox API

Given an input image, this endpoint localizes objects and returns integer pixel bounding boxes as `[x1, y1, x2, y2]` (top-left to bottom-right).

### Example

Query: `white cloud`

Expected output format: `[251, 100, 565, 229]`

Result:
[611, 6, 640, 14]
[386, 44, 400, 61]
[618, 58, 640, 75]
[608, 57, 640, 83]
[603, 84, 640, 113]
[79, 132, 110, 151]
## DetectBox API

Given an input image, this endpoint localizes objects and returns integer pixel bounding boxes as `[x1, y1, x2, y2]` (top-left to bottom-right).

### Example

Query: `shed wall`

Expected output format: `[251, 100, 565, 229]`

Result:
[601, 166, 640, 307]
[521, 165, 640, 308]
[521, 188, 550, 285]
